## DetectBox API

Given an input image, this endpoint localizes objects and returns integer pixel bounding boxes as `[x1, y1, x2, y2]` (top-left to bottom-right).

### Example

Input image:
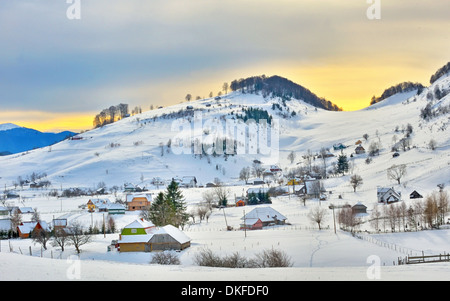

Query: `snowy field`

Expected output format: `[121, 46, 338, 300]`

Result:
[0, 187, 449, 281]
[1, 73, 449, 282]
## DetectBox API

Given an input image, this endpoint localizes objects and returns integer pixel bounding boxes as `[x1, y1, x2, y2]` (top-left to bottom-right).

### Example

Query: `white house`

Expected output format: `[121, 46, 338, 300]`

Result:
[242, 207, 287, 226]
[377, 187, 401, 204]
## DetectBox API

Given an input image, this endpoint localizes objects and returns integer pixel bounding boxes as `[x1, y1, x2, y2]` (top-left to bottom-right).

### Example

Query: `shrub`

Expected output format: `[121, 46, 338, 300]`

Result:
[193, 248, 293, 268]
[150, 251, 180, 265]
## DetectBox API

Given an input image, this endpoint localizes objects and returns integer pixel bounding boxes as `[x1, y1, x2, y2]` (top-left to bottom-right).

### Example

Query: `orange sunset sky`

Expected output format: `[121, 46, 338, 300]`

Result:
[0, 1, 448, 132]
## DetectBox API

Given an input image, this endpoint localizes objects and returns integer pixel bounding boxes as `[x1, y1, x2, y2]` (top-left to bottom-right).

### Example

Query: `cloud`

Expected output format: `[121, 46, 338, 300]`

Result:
[0, 0, 448, 120]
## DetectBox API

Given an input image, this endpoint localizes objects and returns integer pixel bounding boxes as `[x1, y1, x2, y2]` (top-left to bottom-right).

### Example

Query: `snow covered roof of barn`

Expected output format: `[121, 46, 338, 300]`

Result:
[153, 225, 190, 244]
[242, 207, 287, 223]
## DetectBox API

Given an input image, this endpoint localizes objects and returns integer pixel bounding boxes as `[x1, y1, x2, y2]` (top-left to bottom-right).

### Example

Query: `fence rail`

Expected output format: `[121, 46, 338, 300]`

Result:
[404, 253, 450, 265]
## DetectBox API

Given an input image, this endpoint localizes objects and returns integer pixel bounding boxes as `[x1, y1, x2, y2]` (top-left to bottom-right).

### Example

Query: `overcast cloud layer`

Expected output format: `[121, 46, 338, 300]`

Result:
[0, 0, 449, 118]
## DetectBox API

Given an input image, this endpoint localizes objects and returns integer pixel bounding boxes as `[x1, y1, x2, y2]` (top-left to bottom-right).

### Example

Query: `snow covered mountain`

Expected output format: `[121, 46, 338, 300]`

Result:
[0, 71, 449, 197]
[0, 124, 76, 156]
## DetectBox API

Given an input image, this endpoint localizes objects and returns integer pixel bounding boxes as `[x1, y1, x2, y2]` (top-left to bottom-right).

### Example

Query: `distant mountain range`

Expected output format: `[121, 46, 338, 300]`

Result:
[0, 124, 76, 156]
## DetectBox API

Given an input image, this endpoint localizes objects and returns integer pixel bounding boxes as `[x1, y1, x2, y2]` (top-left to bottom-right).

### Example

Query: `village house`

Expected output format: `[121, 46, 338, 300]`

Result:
[126, 194, 152, 211]
[355, 145, 365, 154]
[240, 218, 263, 230]
[377, 187, 401, 204]
[0, 206, 9, 216]
[118, 221, 190, 252]
[87, 198, 111, 212]
[17, 221, 50, 239]
[120, 219, 155, 238]
[106, 203, 126, 215]
[234, 197, 246, 207]
[241, 207, 287, 227]
[52, 218, 67, 230]
[409, 190, 423, 199]
[180, 176, 197, 188]
[351, 202, 367, 215]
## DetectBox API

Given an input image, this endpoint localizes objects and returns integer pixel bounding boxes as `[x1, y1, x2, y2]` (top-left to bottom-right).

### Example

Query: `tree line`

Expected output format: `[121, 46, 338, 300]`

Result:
[370, 82, 425, 106]
[93, 103, 129, 128]
[229, 75, 342, 111]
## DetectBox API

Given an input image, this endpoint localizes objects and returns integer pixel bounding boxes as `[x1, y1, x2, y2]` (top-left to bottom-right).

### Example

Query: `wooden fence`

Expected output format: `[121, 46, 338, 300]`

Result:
[398, 252, 450, 265]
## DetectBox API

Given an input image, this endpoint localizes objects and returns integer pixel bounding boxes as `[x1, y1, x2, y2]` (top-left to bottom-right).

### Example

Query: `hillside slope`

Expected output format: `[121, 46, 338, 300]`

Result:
[0, 74, 448, 201]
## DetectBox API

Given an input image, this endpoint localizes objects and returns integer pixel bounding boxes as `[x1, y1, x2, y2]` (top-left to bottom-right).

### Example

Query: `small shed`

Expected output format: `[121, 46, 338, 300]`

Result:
[235, 197, 246, 207]
[409, 190, 423, 199]
[352, 202, 367, 214]
[148, 225, 191, 251]
[355, 145, 365, 154]
[240, 218, 263, 230]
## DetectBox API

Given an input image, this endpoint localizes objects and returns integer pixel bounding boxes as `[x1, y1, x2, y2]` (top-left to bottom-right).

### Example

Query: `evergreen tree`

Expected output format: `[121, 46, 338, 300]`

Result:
[337, 154, 349, 175]
[165, 180, 189, 227]
[148, 192, 176, 227]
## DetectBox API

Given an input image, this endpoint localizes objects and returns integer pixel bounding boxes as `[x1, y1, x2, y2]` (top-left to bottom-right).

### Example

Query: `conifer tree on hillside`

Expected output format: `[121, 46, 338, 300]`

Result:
[165, 180, 189, 228]
[142, 180, 188, 228]
[337, 154, 349, 175]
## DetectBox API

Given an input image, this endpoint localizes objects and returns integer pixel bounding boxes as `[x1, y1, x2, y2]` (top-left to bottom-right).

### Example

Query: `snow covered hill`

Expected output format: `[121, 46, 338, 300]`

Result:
[0, 73, 449, 195]
[0, 72, 449, 282]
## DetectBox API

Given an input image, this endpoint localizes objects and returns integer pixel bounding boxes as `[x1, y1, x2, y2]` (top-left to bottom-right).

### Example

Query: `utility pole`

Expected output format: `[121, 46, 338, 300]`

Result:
[222, 207, 229, 230]
[243, 210, 246, 238]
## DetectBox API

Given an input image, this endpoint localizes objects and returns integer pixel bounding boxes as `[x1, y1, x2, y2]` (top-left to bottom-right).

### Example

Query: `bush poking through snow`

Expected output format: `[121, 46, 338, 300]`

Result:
[194, 248, 293, 268]
[150, 251, 181, 265]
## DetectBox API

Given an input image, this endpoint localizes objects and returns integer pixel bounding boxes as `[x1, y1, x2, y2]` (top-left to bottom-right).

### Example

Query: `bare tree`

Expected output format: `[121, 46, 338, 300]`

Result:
[304, 149, 313, 172]
[428, 139, 437, 150]
[239, 166, 251, 184]
[214, 185, 230, 207]
[222, 82, 229, 95]
[308, 205, 327, 230]
[66, 221, 92, 254]
[252, 161, 264, 178]
[52, 228, 69, 251]
[10, 210, 22, 236]
[32, 226, 51, 250]
[370, 205, 382, 231]
[350, 174, 363, 192]
[387, 164, 407, 184]
[319, 147, 328, 178]
[338, 207, 360, 232]
[287, 151, 296, 164]
[202, 190, 216, 212]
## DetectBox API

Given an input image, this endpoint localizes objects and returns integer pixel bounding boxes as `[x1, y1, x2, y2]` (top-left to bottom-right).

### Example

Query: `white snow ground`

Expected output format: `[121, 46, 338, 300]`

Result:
[0, 73, 449, 282]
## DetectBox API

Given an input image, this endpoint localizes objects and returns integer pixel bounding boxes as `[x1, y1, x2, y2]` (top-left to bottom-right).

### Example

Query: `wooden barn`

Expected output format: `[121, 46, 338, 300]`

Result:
[148, 225, 191, 251]
[240, 218, 263, 230]
[118, 225, 191, 252]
